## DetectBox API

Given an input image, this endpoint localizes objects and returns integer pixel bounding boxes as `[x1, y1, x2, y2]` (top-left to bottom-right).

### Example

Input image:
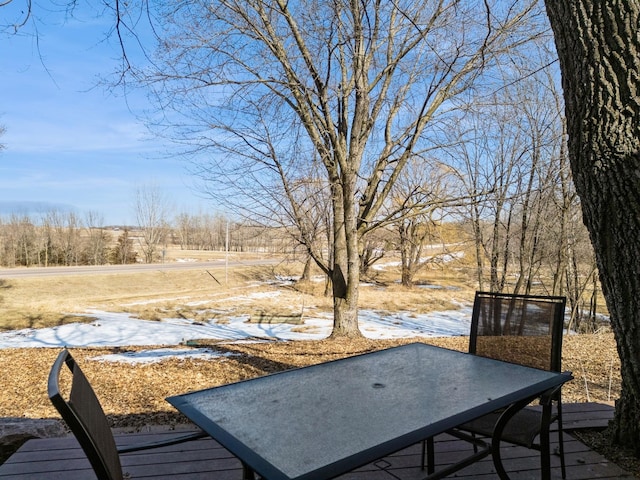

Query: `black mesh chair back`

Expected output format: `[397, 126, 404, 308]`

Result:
[48, 349, 207, 480]
[48, 349, 123, 480]
[469, 291, 566, 372]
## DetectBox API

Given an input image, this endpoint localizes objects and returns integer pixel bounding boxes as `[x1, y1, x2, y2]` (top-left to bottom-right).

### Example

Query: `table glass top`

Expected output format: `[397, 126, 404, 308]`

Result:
[167, 342, 569, 480]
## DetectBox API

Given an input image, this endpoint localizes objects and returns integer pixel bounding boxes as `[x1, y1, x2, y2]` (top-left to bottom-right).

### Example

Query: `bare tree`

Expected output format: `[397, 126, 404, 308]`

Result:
[174, 212, 229, 251]
[117, 0, 545, 337]
[537, 64, 598, 326]
[134, 184, 171, 263]
[390, 158, 459, 287]
[47, 210, 82, 266]
[506, 62, 565, 296]
[446, 40, 589, 298]
[83, 211, 110, 265]
[37, 213, 53, 267]
[358, 227, 389, 279]
[448, 99, 527, 292]
[174, 212, 196, 250]
[545, 1, 640, 448]
[2, 214, 36, 267]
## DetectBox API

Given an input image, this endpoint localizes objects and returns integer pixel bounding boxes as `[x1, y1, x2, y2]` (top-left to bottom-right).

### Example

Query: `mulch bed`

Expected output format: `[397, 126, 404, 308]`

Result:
[0, 334, 621, 424]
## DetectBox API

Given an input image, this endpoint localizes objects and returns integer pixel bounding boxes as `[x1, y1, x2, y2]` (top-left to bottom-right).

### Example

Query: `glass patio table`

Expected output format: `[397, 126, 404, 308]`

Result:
[167, 342, 571, 480]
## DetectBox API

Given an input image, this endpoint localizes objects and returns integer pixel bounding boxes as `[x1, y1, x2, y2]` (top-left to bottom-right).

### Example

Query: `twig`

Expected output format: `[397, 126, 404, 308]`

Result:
[206, 270, 222, 285]
[579, 360, 591, 402]
[608, 357, 614, 402]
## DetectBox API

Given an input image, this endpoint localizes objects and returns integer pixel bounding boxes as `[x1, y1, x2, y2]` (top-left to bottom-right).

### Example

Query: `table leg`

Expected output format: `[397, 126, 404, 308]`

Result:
[242, 462, 256, 480]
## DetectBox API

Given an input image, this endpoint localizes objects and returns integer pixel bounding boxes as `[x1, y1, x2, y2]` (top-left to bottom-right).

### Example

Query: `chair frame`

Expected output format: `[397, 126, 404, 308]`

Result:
[48, 348, 207, 480]
[469, 291, 567, 479]
[422, 291, 568, 480]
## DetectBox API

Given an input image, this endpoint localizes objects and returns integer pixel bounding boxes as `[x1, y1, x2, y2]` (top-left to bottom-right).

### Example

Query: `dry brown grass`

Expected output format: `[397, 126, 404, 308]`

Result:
[0, 255, 478, 332]
[0, 261, 290, 330]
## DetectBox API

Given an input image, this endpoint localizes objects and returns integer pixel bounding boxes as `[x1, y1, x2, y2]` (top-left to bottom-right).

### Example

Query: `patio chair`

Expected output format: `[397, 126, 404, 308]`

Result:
[422, 291, 568, 479]
[48, 348, 208, 480]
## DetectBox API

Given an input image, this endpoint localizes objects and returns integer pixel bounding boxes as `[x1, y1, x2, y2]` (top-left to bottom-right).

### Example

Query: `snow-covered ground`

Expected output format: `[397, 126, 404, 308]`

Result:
[0, 307, 472, 348]
[0, 305, 473, 362]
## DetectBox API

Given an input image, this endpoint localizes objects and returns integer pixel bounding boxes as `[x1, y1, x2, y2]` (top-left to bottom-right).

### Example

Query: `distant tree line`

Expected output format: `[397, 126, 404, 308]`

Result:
[0, 211, 296, 268]
[171, 212, 291, 253]
[0, 211, 111, 267]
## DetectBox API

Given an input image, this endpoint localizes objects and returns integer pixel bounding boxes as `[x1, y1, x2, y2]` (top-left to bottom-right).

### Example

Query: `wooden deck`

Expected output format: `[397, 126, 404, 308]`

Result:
[0, 403, 636, 479]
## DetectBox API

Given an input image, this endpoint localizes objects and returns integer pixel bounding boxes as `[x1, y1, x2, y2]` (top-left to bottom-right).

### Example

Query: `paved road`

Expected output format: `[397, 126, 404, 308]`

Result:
[0, 258, 281, 279]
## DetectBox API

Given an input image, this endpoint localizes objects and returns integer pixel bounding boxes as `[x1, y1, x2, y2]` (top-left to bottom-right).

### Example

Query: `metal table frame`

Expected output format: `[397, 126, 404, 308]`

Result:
[167, 342, 571, 480]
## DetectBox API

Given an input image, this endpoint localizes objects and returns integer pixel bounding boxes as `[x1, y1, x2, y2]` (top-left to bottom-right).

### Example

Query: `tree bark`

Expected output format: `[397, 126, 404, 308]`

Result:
[545, 1, 640, 450]
[329, 171, 361, 338]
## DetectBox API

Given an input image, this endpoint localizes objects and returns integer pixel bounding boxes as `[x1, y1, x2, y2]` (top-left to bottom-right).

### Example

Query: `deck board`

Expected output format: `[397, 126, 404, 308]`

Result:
[1, 402, 636, 479]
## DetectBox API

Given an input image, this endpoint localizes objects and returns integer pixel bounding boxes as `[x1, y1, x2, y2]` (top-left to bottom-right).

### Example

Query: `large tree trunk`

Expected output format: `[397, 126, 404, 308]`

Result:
[545, 1, 640, 450]
[329, 174, 362, 338]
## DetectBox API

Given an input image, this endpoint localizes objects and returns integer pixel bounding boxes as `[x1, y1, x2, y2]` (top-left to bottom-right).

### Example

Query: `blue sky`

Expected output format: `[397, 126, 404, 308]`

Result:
[1, 4, 209, 225]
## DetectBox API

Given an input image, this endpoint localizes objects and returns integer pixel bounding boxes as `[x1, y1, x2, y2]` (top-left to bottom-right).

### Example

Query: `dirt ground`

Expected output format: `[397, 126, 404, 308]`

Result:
[2, 333, 637, 476]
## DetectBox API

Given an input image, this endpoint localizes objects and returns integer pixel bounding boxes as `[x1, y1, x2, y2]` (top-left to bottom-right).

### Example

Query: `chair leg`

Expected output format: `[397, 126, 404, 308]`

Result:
[557, 402, 566, 479]
[558, 428, 566, 480]
[492, 396, 535, 480]
[420, 437, 435, 474]
[491, 437, 510, 480]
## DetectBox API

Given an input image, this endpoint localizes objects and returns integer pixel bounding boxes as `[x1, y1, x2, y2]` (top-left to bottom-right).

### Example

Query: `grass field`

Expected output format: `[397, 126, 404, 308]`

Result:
[0, 250, 472, 331]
